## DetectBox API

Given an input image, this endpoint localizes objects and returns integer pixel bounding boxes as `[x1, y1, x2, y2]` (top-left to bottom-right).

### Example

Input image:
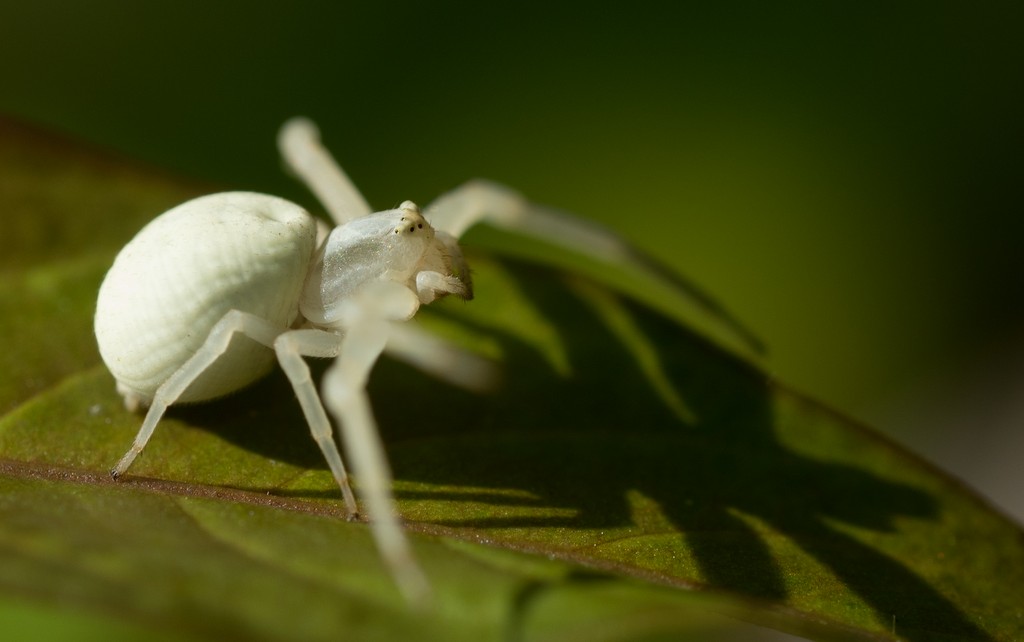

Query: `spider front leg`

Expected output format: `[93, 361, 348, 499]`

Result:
[425, 179, 765, 355]
[320, 309, 430, 606]
[278, 117, 371, 225]
[111, 310, 284, 478]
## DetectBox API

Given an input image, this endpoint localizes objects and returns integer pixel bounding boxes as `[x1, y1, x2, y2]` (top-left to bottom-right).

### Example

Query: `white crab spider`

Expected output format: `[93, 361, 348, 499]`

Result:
[95, 117, 759, 605]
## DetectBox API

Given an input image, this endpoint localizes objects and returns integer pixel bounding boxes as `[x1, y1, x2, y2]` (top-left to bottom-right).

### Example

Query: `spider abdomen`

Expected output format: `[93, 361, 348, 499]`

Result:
[95, 192, 317, 406]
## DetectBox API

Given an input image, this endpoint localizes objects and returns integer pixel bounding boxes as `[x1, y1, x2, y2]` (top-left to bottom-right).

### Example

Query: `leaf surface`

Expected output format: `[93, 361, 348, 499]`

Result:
[1, 117, 1021, 642]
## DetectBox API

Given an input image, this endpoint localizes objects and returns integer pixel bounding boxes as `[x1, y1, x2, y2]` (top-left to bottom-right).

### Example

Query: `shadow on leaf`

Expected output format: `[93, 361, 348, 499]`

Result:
[383, 261, 986, 642]
[183, 259, 988, 642]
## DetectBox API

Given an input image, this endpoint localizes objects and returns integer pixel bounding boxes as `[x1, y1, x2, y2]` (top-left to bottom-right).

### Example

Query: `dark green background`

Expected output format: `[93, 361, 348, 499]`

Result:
[1, 2, 1022, 517]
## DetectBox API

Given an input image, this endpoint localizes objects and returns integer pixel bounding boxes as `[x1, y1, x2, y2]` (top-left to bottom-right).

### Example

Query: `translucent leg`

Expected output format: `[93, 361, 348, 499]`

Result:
[273, 328, 357, 517]
[424, 179, 764, 355]
[111, 310, 282, 478]
[278, 117, 372, 225]
[321, 315, 430, 606]
[386, 323, 498, 393]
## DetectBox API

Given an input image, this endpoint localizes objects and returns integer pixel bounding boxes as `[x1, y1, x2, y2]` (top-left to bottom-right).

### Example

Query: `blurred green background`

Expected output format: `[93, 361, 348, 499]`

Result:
[1, 2, 1021, 518]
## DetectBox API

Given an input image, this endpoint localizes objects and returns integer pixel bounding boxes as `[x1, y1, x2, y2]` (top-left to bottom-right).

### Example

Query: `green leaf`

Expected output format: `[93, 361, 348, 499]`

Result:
[1, 116, 1021, 642]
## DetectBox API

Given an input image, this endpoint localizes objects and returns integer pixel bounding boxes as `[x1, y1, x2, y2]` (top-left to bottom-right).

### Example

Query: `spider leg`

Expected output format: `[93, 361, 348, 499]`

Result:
[111, 310, 284, 479]
[273, 328, 358, 517]
[278, 117, 372, 225]
[424, 179, 765, 355]
[386, 323, 498, 393]
[320, 311, 430, 606]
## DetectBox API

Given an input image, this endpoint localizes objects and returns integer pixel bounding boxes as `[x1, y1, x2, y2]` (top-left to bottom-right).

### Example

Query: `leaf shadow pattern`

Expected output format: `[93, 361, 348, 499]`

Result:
[372, 261, 989, 642]
[180, 258, 990, 641]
